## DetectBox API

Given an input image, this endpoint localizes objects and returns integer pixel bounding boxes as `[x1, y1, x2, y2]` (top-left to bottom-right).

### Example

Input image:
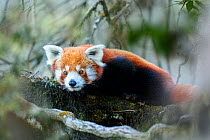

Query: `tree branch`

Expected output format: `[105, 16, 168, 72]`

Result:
[99, 0, 111, 23]
[78, 1, 101, 27]
[79, 0, 112, 27]
[111, 3, 131, 22]
[21, 0, 25, 11]
[16, 97, 177, 140]
[176, 56, 189, 84]
[0, 0, 10, 25]
[26, 40, 36, 70]
[177, 1, 186, 26]
[0, 57, 12, 65]
[90, 16, 104, 43]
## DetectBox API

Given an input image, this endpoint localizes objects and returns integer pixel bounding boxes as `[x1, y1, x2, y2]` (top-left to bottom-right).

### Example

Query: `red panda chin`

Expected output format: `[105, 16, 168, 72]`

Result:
[66, 87, 83, 92]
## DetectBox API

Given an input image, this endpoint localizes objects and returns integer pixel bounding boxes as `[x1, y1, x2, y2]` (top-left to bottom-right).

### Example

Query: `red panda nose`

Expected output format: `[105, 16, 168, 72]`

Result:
[69, 79, 77, 87]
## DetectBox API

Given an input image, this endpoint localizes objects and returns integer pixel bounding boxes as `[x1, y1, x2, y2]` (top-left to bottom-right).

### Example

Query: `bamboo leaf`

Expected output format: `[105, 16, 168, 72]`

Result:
[195, 1, 205, 8]
[186, 1, 193, 12]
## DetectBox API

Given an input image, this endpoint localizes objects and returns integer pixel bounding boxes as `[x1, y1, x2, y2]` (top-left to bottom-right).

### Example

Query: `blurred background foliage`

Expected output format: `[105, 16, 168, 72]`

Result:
[0, 0, 205, 76]
[0, 0, 207, 139]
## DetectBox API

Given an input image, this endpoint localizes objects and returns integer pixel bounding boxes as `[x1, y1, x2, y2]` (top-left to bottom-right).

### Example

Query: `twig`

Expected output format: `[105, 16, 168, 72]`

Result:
[99, 0, 111, 23]
[152, 38, 162, 68]
[177, 1, 186, 26]
[78, 0, 111, 43]
[78, 1, 101, 27]
[26, 40, 36, 70]
[23, 0, 37, 12]
[166, 58, 171, 74]
[165, 0, 172, 73]
[166, 0, 171, 30]
[141, 37, 148, 58]
[176, 56, 189, 84]
[55, 0, 70, 10]
[166, 0, 171, 31]
[21, 0, 25, 11]
[135, 0, 150, 59]
[134, 0, 144, 20]
[90, 16, 104, 43]
[155, 50, 162, 68]
[31, 0, 36, 25]
[0, 0, 10, 25]
[111, 3, 131, 22]
[50, 1, 86, 24]
[112, 110, 136, 113]
[79, 0, 112, 27]
[0, 57, 12, 65]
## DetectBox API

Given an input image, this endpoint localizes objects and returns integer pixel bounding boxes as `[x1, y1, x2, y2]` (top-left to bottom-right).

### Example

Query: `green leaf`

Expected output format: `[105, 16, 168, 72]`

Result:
[174, 1, 183, 5]
[195, 1, 205, 8]
[186, 1, 194, 12]
[192, 5, 199, 11]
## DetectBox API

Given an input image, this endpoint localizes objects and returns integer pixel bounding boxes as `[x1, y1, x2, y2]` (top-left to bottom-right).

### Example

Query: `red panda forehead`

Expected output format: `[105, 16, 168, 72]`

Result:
[59, 47, 93, 71]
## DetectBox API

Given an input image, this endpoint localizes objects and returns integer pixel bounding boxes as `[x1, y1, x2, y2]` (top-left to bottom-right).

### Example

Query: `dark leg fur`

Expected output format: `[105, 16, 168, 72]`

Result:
[84, 56, 172, 105]
[98, 56, 136, 93]
[131, 68, 172, 105]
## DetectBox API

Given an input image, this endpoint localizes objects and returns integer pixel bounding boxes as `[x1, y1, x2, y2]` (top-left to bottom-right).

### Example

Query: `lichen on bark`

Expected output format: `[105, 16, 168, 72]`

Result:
[20, 71, 163, 131]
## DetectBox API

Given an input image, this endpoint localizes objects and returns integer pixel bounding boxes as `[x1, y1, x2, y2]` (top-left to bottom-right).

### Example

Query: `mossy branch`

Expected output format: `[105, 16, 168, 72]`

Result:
[19, 71, 193, 139]
[17, 97, 177, 140]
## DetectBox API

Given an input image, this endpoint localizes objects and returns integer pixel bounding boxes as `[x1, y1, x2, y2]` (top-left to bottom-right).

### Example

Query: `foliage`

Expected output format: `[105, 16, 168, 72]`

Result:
[0, 0, 204, 75]
[175, 0, 205, 13]
[0, 0, 207, 139]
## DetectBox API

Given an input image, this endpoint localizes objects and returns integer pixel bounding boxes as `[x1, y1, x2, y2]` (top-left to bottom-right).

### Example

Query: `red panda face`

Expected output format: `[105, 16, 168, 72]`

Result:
[54, 60, 100, 91]
[43, 44, 105, 91]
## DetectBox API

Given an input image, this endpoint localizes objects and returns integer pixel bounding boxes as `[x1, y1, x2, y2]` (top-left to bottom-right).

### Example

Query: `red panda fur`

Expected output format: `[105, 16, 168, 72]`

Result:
[87, 44, 196, 104]
[44, 44, 196, 105]
[170, 84, 197, 103]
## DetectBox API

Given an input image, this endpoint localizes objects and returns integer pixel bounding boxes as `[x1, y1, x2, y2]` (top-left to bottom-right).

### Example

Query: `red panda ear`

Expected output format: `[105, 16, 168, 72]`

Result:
[85, 44, 106, 67]
[43, 45, 63, 65]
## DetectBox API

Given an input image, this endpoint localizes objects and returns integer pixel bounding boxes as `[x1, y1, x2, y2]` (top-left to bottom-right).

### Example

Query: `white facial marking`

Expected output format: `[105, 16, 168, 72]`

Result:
[65, 65, 70, 71]
[64, 71, 85, 91]
[55, 68, 62, 84]
[76, 65, 81, 71]
[86, 66, 97, 81]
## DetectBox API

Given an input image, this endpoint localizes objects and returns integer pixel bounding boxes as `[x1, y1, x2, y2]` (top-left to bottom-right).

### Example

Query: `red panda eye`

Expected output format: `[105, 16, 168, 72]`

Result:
[78, 70, 84, 75]
[63, 71, 68, 75]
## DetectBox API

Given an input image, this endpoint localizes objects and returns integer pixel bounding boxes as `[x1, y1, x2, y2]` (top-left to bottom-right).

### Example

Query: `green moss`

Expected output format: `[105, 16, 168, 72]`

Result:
[21, 71, 164, 131]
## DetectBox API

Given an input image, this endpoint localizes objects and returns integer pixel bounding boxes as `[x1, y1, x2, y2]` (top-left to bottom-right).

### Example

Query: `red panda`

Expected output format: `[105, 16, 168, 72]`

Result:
[43, 44, 197, 105]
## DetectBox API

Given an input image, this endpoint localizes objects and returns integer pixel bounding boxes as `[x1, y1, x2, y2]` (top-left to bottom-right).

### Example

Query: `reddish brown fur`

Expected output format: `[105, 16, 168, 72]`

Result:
[52, 45, 103, 84]
[51, 44, 195, 103]
[102, 48, 175, 89]
[75, 45, 175, 89]
[171, 84, 197, 103]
